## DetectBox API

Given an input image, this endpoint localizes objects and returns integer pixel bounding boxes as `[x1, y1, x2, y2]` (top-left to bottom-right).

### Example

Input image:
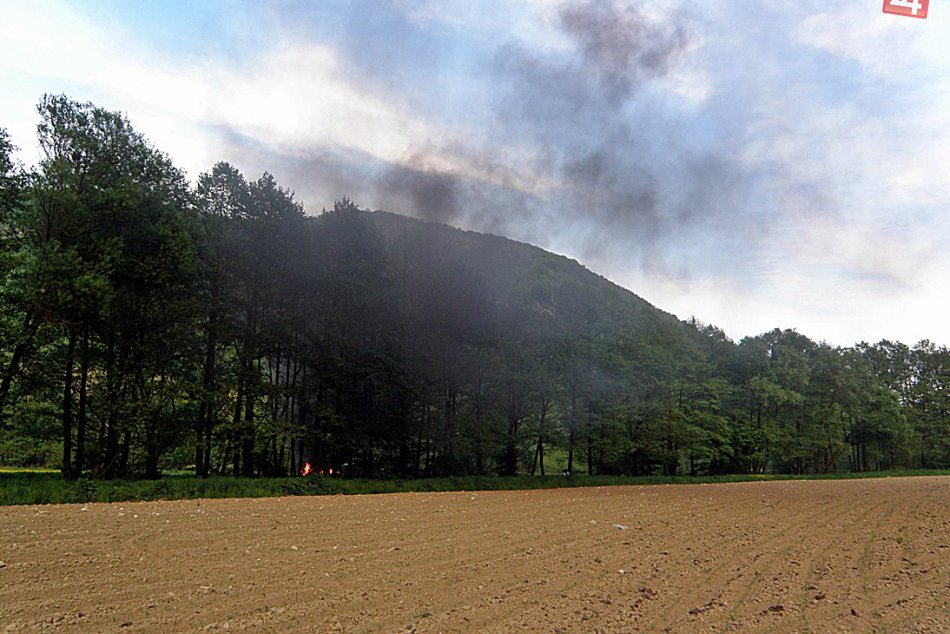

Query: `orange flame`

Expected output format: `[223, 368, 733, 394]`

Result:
[328, 467, 334, 476]
[300, 462, 313, 477]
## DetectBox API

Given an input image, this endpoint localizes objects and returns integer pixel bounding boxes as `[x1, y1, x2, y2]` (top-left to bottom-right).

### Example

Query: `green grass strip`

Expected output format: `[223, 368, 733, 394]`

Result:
[1, 469, 948, 506]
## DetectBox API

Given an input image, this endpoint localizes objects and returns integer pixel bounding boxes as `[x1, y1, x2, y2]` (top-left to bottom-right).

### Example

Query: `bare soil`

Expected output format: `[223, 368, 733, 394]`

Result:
[1, 476, 948, 633]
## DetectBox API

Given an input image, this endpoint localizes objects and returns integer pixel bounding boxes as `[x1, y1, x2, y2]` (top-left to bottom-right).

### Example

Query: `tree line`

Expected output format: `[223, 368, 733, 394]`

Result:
[0, 96, 947, 479]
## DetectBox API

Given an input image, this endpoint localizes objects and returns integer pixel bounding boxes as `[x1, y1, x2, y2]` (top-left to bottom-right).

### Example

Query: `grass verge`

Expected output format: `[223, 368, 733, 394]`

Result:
[0, 469, 948, 506]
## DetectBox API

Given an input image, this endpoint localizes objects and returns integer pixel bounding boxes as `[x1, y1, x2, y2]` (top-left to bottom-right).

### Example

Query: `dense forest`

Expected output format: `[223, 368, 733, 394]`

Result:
[0, 96, 947, 480]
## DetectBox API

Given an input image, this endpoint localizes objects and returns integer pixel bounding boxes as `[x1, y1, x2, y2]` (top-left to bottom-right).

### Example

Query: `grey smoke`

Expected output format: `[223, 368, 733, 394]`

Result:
[224, 1, 748, 275]
[559, 1, 689, 104]
[365, 0, 704, 257]
[374, 161, 461, 226]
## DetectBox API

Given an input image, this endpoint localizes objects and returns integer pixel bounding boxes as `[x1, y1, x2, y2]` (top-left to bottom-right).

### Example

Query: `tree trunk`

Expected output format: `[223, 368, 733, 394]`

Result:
[203, 418, 213, 478]
[242, 385, 255, 477]
[75, 326, 89, 478]
[269, 434, 279, 476]
[195, 398, 207, 478]
[61, 328, 78, 480]
[413, 432, 422, 478]
[99, 331, 125, 479]
[531, 396, 549, 477]
[0, 341, 29, 424]
[567, 388, 577, 475]
[118, 428, 131, 477]
[278, 437, 286, 475]
[538, 397, 548, 476]
[103, 415, 120, 478]
[503, 416, 519, 476]
[230, 377, 243, 475]
[538, 435, 545, 476]
[0, 308, 38, 425]
[196, 323, 216, 478]
[218, 440, 232, 475]
[145, 420, 161, 479]
[530, 436, 539, 476]
[587, 428, 594, 476]
[240, 302, 257, 478]
[598, 419, 606, 472]
[232, 438, 241, 476]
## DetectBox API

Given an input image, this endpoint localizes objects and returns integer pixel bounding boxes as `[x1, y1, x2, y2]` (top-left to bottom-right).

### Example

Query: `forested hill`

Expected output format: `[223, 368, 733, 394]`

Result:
[364, 209, 687, 344]
[288, 205, 719, 477]
[1, 96, 947, 480]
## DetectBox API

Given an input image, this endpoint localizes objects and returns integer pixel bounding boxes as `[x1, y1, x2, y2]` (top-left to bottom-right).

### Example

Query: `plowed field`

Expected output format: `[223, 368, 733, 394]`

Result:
[1, 476, 948, 633]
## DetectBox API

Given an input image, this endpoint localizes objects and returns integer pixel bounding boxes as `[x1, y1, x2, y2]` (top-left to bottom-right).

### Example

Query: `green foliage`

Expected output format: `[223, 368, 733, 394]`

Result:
[0, 96, 946, 484]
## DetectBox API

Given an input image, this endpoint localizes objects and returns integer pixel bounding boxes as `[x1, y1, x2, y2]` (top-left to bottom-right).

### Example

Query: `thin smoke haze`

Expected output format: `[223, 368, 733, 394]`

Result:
[1, 0, 948, 345]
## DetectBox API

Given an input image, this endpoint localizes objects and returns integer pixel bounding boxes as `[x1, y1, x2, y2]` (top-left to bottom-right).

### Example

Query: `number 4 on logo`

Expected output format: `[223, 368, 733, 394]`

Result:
[883, 0, 929, 19]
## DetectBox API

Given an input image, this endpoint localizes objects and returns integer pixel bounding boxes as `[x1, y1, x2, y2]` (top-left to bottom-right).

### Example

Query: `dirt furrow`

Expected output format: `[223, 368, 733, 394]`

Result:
[0, 477, 947, 633]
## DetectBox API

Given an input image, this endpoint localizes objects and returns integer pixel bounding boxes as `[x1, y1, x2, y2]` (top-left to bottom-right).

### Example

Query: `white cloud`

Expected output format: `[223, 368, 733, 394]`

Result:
[393, 0, 572, 52]
[798, 4, 950, 81]
[793, 2, 950, 213]
[1, 0, 947, 346]
[0, 0, 504, 186]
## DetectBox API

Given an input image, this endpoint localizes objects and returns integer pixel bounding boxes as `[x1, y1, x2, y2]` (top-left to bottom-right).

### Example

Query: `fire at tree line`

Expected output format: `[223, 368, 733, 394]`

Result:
[0, 96, 947, 481]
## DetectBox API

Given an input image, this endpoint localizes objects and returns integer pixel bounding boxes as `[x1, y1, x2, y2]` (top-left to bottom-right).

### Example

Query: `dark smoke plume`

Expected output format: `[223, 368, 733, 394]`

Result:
[375, 160, 460, 226]
[371, 0, 706, 261]
[229, 1, 746, 275]
[559, 1, 689, 104]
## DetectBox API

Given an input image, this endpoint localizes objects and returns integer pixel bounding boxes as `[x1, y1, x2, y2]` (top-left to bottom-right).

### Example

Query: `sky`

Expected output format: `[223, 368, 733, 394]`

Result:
[1, 0, 948, 347]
